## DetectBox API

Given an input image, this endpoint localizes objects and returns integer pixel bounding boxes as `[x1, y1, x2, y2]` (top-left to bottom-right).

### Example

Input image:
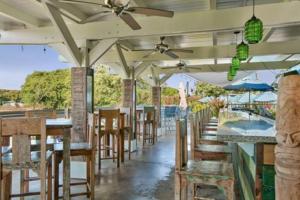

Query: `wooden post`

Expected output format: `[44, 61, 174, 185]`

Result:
[71, 67, 94, 142]
[275, 75, 300, 200]
[152, 86, 161, 127]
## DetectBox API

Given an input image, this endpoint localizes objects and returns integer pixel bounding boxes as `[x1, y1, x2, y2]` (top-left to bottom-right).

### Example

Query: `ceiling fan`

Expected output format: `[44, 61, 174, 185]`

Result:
[139, 36, 194, 59]
[161, 60, 201, 72]
[60, 0, 174, 30]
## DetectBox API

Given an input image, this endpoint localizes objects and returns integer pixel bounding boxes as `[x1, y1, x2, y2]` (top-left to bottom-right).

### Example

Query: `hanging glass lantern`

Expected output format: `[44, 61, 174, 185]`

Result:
[245, 16, 263, 44]
[229, 66, 236, 76]
[236, 41, 249, 61]
[244, 0, 263, 44]
[227, 72, 234, 81]
[231, 56, 240, 70]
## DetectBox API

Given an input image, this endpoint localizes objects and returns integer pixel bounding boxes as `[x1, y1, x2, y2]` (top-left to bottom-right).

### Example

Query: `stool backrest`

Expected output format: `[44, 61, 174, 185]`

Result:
[25, 110, 57, 119]
[87, 113, 96, 148]
[175, 119, 188, 171]
[98, 109, 120, 135]
[1, 117, 46, 165]
[120, 107, 132, 128]
[143, 106, 156, 121]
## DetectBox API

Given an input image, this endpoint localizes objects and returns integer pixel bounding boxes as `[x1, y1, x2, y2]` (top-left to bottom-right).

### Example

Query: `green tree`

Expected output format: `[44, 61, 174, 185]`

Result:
[161, 86, 179, 105]
[194, 82, 226, 98]
[94, 67, 122, 107]
[0, 89, 21, 105]
[136, 79, 151, 105]
[21, 69, 71, 109]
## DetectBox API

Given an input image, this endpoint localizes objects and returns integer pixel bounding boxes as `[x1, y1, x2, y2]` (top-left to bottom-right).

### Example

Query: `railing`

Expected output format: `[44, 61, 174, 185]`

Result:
[0, 109, 66, 118]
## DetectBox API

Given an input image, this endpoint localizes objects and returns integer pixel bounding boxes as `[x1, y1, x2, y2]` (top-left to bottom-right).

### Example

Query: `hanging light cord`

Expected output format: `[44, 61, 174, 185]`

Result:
[253, 0, 255, 16]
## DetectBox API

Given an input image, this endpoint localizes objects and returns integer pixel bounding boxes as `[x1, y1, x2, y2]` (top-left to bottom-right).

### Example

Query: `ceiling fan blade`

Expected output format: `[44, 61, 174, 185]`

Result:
[80, 11, 112, 23]
[59, 0, 106, 6]
[169, 49, 194, 54]
[126, 7, 174, 18]
[164, 50, 179, 59]
[120, 13, 141, 30]
[143, 51, 156, 58]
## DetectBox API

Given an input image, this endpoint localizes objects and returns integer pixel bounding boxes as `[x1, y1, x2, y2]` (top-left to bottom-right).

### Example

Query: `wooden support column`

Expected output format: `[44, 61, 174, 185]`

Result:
[152, 86, 161, 127]
[71, 67, 94, 142]
[275, 74, 300, 200]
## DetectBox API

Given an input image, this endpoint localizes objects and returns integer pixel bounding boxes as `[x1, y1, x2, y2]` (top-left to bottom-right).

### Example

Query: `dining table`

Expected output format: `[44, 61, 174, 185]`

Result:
[46, 118, 72, 200]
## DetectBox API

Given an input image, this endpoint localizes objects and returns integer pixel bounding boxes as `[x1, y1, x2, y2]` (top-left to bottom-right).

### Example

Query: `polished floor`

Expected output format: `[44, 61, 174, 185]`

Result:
[11, 132, 176, 200]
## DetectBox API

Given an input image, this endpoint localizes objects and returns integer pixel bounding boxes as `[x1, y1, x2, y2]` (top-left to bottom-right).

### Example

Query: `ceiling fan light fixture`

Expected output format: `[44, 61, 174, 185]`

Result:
[231, 56, 241, 70]
[236, 41, 249, 61]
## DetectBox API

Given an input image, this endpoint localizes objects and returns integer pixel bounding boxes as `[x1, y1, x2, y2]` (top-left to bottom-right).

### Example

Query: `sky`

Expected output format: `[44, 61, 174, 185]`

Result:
[0, 45, 71, 90]
[0, 45, 280, 91]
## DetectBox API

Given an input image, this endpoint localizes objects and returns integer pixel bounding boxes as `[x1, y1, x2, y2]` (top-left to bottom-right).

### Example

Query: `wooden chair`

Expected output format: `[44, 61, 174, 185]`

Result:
[190, 114, 231, 161]
[53, 113, 96, 200]
[98, 109, 121, 169]
[120, 107, 133, 160]
[175, 119, 235, 200]
[0, 117, 52, 200]
[142, 106, 156, 147]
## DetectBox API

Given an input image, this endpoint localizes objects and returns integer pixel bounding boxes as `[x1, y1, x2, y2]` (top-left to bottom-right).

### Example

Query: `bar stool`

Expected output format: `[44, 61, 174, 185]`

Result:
[53, 113, 96, 200]
[98, 109, 121, 169]
[142, 106, 156, 147]
[120, 107, 133, 160]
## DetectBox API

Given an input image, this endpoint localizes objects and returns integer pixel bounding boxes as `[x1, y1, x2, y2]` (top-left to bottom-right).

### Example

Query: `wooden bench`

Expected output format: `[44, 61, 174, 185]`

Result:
[175, 119, 235, 200]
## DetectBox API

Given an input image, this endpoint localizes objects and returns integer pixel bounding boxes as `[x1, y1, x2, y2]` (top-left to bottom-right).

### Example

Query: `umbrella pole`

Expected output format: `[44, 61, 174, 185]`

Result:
[249, 91, 251, 110]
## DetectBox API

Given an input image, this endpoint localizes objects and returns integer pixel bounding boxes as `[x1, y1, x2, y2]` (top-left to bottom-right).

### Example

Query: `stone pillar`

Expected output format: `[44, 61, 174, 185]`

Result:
[275, 75, 300, 200]
[71, 67, 94, 143]
[152, 86, 161, 127]
[122, 79, 134, 108]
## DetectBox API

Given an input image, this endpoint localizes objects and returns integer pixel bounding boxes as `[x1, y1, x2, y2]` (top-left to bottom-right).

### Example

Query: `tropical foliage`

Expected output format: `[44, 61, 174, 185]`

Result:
[21, 69, 71, 109]
[194, 82, 226, 98]
[0, 89, 21, 105]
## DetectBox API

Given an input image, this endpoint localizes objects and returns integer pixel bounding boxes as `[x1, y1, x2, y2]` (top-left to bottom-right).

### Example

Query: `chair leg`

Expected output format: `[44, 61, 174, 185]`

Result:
[142, 123, 146, 147]
[98, 135, 101, 171]
[47, 160, 52, 200]
[117, 135, 120, 168]
[128, 130, 131, 160]
[54, 153, 61, 200]
[112, 135, 115, 162]
[2, 170, 12, 200]
[20, 170, 27, 200]
[86, 156, 91, 198]
[89, 154, 95, 200]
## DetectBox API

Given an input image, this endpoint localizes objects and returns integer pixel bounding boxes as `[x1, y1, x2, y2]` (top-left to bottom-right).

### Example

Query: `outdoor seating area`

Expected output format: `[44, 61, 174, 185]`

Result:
[2, 0, 300, 199]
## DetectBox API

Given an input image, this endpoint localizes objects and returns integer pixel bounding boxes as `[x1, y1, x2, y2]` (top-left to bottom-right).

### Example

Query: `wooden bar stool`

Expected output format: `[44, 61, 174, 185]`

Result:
[120, 107, 133, 160]
[53, 113, 96, 200]
[142, 106, 156, 147]
[1, 117, 53, 200]
[175, 119, 235, 200]
[98, 109, 121, 169]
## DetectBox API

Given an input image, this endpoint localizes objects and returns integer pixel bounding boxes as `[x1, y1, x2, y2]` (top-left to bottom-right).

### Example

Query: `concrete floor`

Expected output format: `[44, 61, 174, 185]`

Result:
[93, 134, 175, 200]
[10, 133, 176, 200]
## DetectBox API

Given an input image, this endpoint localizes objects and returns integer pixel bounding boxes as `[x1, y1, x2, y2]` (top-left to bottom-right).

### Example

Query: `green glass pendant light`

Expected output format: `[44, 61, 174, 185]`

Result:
[245, 0, 263, 44]
[229, 65, 237, 76]
[236, 32, 249, 61]
[227, 72, 234, 81]
[231, 56, 240, 70]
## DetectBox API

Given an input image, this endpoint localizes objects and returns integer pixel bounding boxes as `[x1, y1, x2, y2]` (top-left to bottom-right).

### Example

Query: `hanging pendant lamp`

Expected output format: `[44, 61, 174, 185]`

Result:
[231, 56, 240, 70]
[229, 65, 237, 76]
[237, 32, 249, 61]
[245, 0, 263, 44]
[227, 72, 234, 81]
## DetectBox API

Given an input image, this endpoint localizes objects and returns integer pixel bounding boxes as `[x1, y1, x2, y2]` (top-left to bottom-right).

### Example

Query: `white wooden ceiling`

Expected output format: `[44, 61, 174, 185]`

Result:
[0, 0, 299, 86]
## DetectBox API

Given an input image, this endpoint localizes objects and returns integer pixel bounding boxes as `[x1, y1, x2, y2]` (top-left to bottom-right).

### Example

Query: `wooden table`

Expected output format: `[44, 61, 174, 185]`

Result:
[46, 119, 72, 200]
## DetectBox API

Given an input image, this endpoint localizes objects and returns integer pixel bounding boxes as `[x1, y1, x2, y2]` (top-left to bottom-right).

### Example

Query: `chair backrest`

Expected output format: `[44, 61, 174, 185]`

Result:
[25, 110, 57, 119]
[175, 119, 188, 171]
[120, 107, 132, 128]
[98, 109, 120, 135]
[1, 117, 46, 165]
[143, 106, 156, 121]
[87, 113, 96, 148]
